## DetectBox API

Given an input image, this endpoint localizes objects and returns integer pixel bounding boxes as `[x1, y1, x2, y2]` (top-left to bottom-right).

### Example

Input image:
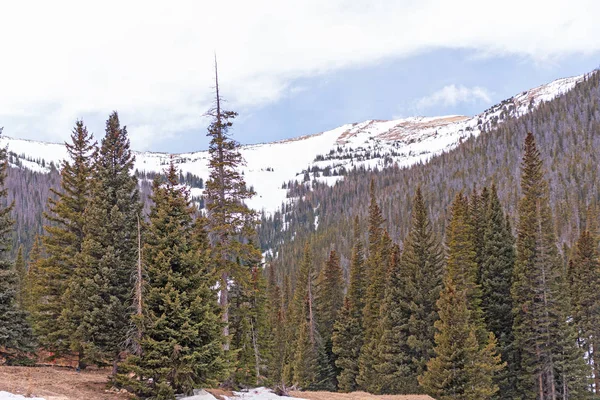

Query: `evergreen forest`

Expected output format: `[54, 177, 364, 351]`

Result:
[1, 71, 600, 400]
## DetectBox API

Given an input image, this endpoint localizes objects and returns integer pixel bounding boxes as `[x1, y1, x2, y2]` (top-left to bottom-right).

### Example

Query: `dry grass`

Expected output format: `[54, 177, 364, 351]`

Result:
[0, 366, 434, 400]
[0, 366, 129, 400]
[290, 391, 434, 400]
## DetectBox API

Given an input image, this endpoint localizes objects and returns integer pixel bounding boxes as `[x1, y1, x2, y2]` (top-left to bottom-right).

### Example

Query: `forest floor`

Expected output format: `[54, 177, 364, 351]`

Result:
[289, 391, 433, 400]
[0, 366, 433, 400]
[0, 366, 127, 399]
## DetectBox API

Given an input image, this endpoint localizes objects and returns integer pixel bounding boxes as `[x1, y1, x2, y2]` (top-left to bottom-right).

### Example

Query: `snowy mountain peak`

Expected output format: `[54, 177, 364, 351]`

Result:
[0, 73, 588, 214]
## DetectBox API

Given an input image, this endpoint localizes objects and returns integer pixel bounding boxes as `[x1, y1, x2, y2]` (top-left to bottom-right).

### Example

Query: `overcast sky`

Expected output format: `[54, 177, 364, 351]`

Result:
[1, 0, 599, 153]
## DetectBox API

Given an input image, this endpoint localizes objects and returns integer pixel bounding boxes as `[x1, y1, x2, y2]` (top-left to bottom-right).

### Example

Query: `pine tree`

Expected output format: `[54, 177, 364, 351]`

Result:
[357, 181, 388, 392]
[315, 249, 344, 390]
[373, 245, 408, 394]
[0, 138, 35, 362]
[362, 179, 387, 338]
[281, 275, 295, 386]
[293, 317, 319, 389]
[420, 191, 504, 400]
[23, 235, 43, 315]
[568, 230, 600, 394]
[230, 284, 257, 387]
[480, 185, 518, 399]
[290, 243, 319, 389]
[332, 217, 366, 392]
[118, 162, 226, 399]
[374, 187, 443, 394]
[470, 186, 488, 274]
[419, 277, 503, 400]
[357, 228, 393, 393]
[204, 59, 261, 356]
[66, 112, 141, 373]
[332, 298, 363, 392]
[34, 120, 96, 357]
[14, 245, 26, 310]
[446, 193, 482, 325]
[266, 265, 287, 386]
[347, 216, 366, 314]
[230, 266, 273, 387]
[512, 132, 589, 400]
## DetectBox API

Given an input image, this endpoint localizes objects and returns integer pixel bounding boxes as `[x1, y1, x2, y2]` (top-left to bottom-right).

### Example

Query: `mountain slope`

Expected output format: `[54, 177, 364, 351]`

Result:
[262, 70, 600, 285]
[0, 74, 584, 216]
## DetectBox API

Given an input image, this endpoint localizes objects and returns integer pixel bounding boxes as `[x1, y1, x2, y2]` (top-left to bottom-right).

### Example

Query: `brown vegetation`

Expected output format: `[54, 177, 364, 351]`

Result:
[0, 366, 433, 400]
[290, 391, 434, 400]
[0, 366, 129, 400]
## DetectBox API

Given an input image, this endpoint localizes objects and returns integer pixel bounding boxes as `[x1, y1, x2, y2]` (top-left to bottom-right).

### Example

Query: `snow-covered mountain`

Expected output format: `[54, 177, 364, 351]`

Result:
[0, 74, 585, 214]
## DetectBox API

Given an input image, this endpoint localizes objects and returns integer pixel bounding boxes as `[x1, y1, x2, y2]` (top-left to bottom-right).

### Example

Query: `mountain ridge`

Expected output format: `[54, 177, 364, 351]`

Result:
[0, 73, 587, 215]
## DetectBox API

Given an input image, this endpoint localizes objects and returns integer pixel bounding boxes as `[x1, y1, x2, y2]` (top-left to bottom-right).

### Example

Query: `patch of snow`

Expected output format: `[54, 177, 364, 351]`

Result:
[223, 387, 307, 400]
[262, 249, 274, 263]
[179, 389, 218, 400]
[0, 392, 46, 400]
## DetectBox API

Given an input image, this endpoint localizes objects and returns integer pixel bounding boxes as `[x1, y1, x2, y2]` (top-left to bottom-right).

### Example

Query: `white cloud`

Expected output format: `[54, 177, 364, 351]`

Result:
[0, 0, 599, 149]
[416, 85, 492, 110]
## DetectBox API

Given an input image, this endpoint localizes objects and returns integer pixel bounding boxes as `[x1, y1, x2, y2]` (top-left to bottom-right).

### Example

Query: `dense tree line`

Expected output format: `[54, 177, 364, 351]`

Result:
[261, 132, 598, 399]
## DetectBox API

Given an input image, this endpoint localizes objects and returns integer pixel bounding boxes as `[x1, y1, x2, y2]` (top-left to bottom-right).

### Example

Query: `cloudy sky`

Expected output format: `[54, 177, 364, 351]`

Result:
[1, 0, 599, 153]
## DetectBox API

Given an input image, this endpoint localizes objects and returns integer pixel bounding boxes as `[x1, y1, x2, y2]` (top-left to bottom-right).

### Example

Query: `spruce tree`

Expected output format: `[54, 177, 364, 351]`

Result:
[204, 59, 261, 358]
[66, 112, 141, 373]
[347, 216, 366, 314]
[420, 192, 504, 400]
[281, 275, 294, 385]
[293, 316, 319, 389]
[419, 278, 503, 400]
[362, 179, 386, 338]
[332, 217, 365, 392]
[480, 185, 518, 399]
[446, 192, 482, 325]
[230, 266, 273, 387]
[14, 245, 26, 309]
[332, 299, 362, 392]
[374, 187, 443, 394]
[512, 132, 589, 400]
[373, 245, 409, 394]
[290, 243, 319, 389]
[357, 228, 393, 393]
[0, 139, 34, 362]
[266, 266, 287, 386]
[356, 181, 388, 392]
[568, 230, 600, 394]
[470, 186, 488, 274]
[315, 249, 344, 390]
[118, 163, 226, 399]
[23, 235, 43, 315]
[34, 120, 96, 357]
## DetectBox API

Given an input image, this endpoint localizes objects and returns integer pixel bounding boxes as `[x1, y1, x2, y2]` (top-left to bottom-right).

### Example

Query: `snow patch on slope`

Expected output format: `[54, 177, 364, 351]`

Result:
[0, 74, 587, 215]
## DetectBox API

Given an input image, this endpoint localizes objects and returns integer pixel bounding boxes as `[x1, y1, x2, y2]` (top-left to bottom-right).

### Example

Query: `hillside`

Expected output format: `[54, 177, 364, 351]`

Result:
[262, 70, 600, 285]
[2, 74, 582, 215]
[0, 73, 586, 256]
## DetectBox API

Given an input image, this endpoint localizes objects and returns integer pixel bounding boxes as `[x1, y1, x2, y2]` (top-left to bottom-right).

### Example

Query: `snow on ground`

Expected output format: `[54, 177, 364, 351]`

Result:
[178, 387, 307, 400]
[0, 73, 587, 216]
[223, 387, 307, 400]
[0, 387, 303, 400]
[0, 392, 45, 400]
[180, 389, 219, 400]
